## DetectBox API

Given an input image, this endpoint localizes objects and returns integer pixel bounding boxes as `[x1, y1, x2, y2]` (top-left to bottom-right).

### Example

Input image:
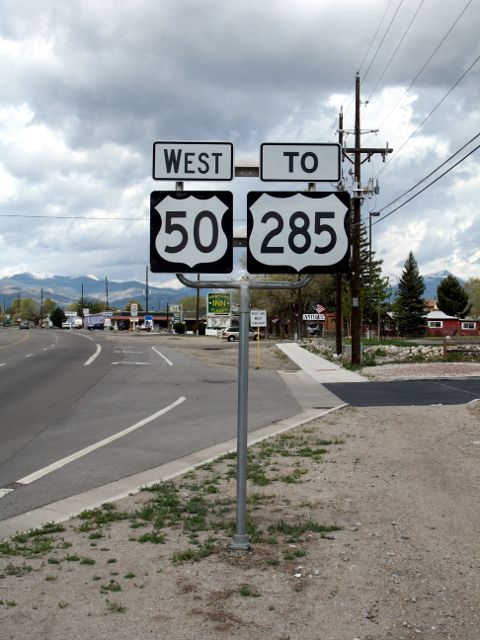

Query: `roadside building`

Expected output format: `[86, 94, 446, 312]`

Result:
[426, 310, 479, 337]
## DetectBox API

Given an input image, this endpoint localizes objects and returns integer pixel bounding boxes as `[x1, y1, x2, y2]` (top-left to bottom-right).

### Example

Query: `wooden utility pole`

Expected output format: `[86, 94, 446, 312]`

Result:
[336, 110, 344, 356]
[351, 74, 362, 365]
[343, 73, 393, 365]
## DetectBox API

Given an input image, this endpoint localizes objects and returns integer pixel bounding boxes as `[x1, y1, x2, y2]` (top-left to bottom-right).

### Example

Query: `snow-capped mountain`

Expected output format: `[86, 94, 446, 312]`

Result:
[390, 270, 465, 300]
[0, 272, 193, 310]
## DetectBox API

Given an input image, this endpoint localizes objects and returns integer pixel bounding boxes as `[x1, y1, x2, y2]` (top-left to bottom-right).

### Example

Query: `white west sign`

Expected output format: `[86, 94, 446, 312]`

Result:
[153, 141, 234, 181]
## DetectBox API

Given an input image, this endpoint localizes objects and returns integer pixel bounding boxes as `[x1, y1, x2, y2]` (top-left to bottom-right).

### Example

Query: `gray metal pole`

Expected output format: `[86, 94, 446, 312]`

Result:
[229, 281, 251, 550]
[176, 273, 313, 551]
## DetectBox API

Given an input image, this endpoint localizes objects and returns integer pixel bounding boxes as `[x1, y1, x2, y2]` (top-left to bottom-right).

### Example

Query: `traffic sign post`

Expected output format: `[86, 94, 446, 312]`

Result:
[250, 309, 267, 327]
[176, 273, 313, 551]
[149, 139, 352, 552]
[250, 310, 267, 369]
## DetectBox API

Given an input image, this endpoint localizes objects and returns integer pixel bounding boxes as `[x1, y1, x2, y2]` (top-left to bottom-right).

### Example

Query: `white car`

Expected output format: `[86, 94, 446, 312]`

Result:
[62, 318, 82, 329]
[222, 327, 259, 342]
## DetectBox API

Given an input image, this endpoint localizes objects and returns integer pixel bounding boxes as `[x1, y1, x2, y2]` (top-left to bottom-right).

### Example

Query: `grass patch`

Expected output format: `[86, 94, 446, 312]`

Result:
[268, 520, 341, 543]
[1, 562, 33, 577]
[135, 532, 166, 544]
[172, 537, 217, 563]
[78, 503, 130, 527]
[106, 600, 127, 614]
[239, 584, 261, 597]
[101, 579, 122, 593]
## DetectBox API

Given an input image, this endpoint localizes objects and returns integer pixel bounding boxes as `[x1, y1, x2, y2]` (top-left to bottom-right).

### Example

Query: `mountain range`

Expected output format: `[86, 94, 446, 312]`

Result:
[0, 273, 193, 311]
[393, 270, 465, 300]
[0, 269, 465, 311]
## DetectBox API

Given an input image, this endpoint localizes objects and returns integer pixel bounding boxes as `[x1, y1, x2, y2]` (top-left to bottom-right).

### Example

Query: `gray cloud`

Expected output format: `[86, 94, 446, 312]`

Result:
[0, 0, 478, 283]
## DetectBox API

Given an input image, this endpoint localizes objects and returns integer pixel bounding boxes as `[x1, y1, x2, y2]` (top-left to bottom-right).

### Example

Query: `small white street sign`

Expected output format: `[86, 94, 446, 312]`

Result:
[303, 313, 325, 321]
[260, 143, 341, 182]
[250, 310, 267, 327]
[130, 303, 138, 317]
[153, 141, 234, 181]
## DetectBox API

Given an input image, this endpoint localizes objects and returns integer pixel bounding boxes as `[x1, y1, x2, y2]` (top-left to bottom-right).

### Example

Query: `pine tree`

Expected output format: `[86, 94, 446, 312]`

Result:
[395, 252, 426, 336]
[357, 222, 389, 328]
[437, 275, 470, 318]
[464, 278, 480, 318]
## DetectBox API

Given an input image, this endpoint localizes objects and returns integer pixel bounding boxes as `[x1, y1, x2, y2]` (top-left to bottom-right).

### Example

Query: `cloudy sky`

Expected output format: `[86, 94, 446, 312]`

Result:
[0, 0, 478, 288]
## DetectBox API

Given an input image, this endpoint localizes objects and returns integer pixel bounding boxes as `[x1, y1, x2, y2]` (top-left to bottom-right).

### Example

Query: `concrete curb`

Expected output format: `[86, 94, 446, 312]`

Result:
[0, 404, 348, 541]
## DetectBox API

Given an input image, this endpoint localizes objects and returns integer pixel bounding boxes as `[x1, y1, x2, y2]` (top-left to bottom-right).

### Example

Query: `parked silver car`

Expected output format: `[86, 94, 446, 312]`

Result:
[222, 327, 259, 342]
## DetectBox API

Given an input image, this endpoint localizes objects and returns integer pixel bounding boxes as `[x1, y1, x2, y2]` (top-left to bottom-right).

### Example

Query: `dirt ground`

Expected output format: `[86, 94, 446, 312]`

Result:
[2, 393, 480, 639]
[162, 335, 301, 371]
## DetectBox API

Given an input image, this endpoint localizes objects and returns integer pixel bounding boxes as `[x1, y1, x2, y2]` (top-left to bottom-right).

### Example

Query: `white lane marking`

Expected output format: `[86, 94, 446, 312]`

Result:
[25, 353, 35, 358]
[0, 488, 13, 498]
[111, 361, 151, 366]
[0, 363, 5, 367]
[152, 346, 173, 366]
[16, 396, 186, 485]
[113, 349, 143, 354]
[84, 343, 101, 366]
[77, 332, 94, 341]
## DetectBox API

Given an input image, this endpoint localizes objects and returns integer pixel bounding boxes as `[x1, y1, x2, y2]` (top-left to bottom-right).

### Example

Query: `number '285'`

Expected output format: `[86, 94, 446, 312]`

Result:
[260, 211, 337, 254]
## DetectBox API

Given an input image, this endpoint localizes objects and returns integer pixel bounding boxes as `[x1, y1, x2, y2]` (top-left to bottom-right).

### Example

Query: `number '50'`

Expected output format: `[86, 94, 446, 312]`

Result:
[164, 211, 219, 254]
[260, 211, 337, 254]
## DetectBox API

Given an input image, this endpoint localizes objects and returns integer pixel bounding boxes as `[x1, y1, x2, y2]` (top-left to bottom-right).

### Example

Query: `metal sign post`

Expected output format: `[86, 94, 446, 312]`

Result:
[150, 140, 351, 552]
[176, 273, 312, 551]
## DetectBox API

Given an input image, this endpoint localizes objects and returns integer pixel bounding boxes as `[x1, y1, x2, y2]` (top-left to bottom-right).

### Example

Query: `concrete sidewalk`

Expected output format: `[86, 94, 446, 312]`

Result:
[277, 342, 366, 384]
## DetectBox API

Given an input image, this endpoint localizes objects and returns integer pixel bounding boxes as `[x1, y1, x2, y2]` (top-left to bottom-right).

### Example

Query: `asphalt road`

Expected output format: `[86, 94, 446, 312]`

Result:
[325, 377, 480, 406]
[3, 328, 480, 524]
[0, 328, 302, 521]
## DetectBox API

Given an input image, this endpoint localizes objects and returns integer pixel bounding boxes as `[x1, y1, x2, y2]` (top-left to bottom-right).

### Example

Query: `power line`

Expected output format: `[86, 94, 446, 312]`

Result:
[374, 131, 480, 213]
[358, 0, 397, 78]
[328, 0, 396, 140]
[377, 50, 480, 176]
[0, 213, 148, 220]
[0, 212, 249, 222]
[362, 0, 405, 83]
[365, 0, 425, 104]
[373, 0, 473, 135]
[373, 143, 480, 224]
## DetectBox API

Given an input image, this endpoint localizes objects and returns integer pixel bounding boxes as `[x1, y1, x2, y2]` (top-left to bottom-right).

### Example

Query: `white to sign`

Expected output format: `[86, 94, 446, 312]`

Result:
[250, 310, 267, 327]
[303, 313, 325, 321]
[260, 143, 341, 182]
[152, 142, 234, 181]
[130, 303, 138, 317]
[150, 191, 233, 273]
[247, 191, 350, 274]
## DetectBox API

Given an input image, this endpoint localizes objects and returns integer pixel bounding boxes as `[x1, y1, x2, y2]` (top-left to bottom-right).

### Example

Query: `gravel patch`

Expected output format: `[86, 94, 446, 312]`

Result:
[362, 361, 480, 380]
